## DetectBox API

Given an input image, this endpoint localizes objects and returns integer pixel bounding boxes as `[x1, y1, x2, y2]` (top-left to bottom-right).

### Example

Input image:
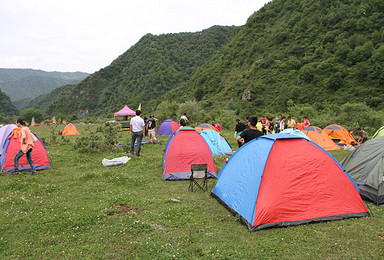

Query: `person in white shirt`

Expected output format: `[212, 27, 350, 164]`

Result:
[180, 113, 190, 125]
[130, 110, 145, 157]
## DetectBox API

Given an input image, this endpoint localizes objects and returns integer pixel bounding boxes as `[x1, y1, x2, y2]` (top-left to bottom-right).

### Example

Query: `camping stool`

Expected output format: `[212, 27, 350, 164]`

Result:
[189, 164, 208, 193]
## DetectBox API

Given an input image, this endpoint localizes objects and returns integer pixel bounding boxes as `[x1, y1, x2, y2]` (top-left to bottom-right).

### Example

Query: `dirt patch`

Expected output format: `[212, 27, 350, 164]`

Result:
[108, 204, 140, 215]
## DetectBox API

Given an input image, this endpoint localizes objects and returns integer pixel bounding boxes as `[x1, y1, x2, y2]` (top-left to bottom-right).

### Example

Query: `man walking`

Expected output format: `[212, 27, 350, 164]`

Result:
[180, 113, 191, 125]
[130, 110, 145, 157]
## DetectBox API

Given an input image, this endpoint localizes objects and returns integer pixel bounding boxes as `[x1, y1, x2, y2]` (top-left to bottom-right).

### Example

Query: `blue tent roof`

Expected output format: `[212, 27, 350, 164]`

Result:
[280, 128, 310, 140]
[200, 129, 233, 156]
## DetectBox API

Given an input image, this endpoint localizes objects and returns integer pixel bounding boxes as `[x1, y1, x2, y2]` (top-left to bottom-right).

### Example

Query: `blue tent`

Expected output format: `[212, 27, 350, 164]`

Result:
[200, 130, 233, 156]
[280, 128, 310, 140]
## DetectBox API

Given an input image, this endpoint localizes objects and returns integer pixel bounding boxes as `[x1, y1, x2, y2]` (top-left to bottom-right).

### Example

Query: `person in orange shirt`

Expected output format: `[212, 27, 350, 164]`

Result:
[13, 118, 36, 175]
[297, 118, 305, 131]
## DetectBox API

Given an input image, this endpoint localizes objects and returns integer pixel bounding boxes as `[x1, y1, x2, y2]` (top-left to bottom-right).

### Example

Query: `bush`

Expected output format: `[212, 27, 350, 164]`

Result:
[214, 109, 237, 130]
[177, 101, 204, 125]
[154, 100, 180, 123]
[73, 125, 121, 153]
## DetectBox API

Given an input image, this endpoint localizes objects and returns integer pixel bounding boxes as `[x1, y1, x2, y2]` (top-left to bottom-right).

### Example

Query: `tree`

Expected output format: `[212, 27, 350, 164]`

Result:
[154, 100, 180, 122]
[20, 108, 44, 123]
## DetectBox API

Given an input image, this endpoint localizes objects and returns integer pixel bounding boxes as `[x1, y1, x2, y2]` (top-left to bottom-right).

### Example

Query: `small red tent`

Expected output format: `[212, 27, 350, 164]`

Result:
[1, 132, 51, 173]
[163, 127, 217, 180]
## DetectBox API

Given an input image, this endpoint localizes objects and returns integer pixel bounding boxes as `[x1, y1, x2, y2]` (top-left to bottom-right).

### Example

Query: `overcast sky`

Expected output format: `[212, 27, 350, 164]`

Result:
[0, 0, 271, 73]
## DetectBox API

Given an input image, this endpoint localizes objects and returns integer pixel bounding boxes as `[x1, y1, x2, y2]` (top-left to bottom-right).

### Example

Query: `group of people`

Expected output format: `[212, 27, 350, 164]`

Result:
[234, 115, 311, 148]
[261, 115, 311, 134]
[130, 111, 194, 157]
[9, 110, 369, 174]
[131, 110, 160, 157]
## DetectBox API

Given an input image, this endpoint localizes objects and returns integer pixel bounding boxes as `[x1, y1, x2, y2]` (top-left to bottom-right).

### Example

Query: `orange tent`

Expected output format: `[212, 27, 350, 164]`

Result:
[195, 123, 221, 134]
[62, 123, 80, 136]
[324, 124, 358, 146]
[301, 126, 340, 151]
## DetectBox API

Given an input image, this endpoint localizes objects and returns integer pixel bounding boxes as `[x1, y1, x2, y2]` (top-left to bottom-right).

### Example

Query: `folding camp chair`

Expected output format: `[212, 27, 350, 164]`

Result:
[189, 164, 208, 192]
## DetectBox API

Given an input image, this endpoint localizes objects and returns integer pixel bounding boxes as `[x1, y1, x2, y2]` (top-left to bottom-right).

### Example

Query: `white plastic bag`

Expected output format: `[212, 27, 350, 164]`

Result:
[102, 156, 131, 167]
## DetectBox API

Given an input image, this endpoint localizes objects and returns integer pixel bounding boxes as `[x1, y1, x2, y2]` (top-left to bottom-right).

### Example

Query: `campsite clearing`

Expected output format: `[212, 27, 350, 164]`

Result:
[0, 124, 383, 259]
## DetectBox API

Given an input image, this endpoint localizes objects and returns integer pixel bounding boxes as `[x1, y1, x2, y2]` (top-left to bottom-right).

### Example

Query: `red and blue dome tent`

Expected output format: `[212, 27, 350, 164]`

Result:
[212, 133, 368, 231]
[157, 119, 180, 136]
[163, 127, 217, 180]
[1, 131, 51, 173]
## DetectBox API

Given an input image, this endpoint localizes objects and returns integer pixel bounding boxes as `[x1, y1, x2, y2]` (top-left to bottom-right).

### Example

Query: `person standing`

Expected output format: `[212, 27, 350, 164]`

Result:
[357, 128, 368, 144]
[143, 116, 149, 137]
[130, 110, 145, 157]
[147, 115, 158, 144]
[287, 116, 296, 129]
[236, 116, 263, 146]
[303, 116, 311, 128]
[234, 118, 246, 148]
[279, 116, 286, 132]
[274, 114, 282, 133]
[267, 117, 274, 134]
[180, 113, 190, 125]
[297, 118, 305, 130]
[13, 118, 36, 175]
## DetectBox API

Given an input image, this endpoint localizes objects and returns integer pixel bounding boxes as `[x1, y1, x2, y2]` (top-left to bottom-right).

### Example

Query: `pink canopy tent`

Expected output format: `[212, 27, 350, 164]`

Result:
[114, 105, 136, 117]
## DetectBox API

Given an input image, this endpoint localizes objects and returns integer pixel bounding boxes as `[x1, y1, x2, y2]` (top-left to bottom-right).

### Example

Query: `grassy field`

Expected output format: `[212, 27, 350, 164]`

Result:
[0, 124, 383, 259]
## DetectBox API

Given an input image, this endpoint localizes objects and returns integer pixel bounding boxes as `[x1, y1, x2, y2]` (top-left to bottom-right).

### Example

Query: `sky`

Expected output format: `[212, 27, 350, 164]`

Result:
[0, 0, 271, 74]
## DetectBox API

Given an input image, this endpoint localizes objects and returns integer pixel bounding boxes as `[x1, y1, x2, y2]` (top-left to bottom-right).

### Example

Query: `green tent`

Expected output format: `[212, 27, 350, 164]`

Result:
[341, 136, 384, 205]
[372, 126, 384, 139]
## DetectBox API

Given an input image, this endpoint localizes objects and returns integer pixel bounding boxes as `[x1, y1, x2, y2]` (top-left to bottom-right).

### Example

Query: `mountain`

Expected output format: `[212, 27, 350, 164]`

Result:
[170, 0, 384, 114]
[0, 88, 19, 118]
[27, 25, 238, 116]
[0, 69, 89, 103]
[28, 0, 384, 119]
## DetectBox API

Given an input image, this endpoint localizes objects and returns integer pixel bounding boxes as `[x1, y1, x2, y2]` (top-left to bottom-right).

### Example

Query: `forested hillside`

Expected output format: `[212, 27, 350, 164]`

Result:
[0, 69, 88, 103]
[0, 89, 19, 120]
[170, 0, 384, 115]
[33, 26, 238, 116]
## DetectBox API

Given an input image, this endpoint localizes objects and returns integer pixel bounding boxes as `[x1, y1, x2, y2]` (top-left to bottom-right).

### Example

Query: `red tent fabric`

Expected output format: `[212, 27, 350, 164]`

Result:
[163, 127, 217, 180]
[1, 132, 51, 173]
[253, 139, 366, 227]
[114, 105, 136, 117]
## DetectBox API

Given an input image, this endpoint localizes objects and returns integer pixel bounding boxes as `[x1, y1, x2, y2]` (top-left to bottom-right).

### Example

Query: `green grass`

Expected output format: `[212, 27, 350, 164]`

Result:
[1, 125, 383, 259]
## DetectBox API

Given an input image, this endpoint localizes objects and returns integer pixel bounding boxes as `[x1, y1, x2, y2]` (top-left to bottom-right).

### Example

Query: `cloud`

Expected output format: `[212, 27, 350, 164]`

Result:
[0, 0, 270, 73]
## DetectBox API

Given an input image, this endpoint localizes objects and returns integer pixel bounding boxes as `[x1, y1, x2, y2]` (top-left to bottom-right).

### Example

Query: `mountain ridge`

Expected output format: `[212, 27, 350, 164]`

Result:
[26, 25, 239, 116]
[0, 68, 89, 103]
